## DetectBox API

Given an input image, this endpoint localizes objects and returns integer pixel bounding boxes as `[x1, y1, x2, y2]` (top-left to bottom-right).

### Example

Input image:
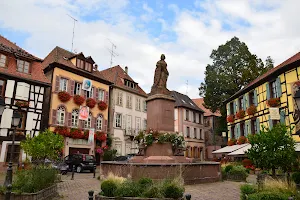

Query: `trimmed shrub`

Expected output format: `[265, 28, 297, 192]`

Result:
[162, 182, 184, 199]
[292, 172, 300, 184]
[114, 180, 141, 197]
[142, 185, 164, 198]
[247, 191, 291, 200]
[103, 149, 117, 161]
[224, 165, 233, 173]
[101, 180, 118, 197]
[240, 184, 257, 200]
[227, 165, 248, 181]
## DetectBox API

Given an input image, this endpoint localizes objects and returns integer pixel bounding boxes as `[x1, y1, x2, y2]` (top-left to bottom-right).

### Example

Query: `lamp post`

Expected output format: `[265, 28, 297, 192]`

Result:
[5, 110, 22, 200]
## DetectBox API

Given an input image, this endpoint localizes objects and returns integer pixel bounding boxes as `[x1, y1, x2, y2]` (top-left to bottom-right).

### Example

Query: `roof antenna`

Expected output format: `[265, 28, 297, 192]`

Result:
[186, 80, 189, 95]
[67, 14, 78, 52]
[107, 38, 119, 67]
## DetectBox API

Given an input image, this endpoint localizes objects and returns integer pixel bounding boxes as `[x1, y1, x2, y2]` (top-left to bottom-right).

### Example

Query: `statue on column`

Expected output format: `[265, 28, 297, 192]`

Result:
[150, 54, 170, 95]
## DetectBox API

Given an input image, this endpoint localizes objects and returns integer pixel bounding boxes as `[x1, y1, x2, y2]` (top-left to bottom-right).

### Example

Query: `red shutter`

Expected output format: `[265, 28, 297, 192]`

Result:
[84, 90, 87, 99]
[68, 112, 72, 127]
[70, 81, 75, 96]
[91, 116, 95, 129]
[105, 91, 109, 104]
[78, 119, 82, 128]
[65, 111, 68, 126]
[52, 110, 57, 125]
[95, 88, 99, 100]
[92, 87, 96, 99]
[55, 76, 60, 92]
[104, 119, 108, 133]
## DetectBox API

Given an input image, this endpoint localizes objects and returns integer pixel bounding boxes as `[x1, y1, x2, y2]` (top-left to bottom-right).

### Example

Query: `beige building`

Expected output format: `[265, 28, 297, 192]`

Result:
[171, 91, 205, 160]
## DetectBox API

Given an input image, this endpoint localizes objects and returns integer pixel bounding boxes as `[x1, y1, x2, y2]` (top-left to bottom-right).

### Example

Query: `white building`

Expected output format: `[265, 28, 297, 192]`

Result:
[100, 66, 147, 156]
[0, 35, 50, 164]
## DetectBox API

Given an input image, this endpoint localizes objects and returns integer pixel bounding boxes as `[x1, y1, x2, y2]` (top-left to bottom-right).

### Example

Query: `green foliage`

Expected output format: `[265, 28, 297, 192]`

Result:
[101, 180, 118, 197]
[225, 165, 233, 173]
[292, 172, 300, 184]
[142, 185, 164, 198]
[199, 36, 273, 112]
[103, 149, 117, 161]
[247, 191, 291, 200]
[227, 165, 248, 180]
[12, 166, 57, 193]
[21, 129, 64, 161]
[106, 134, 112, 147]
[158, 134, 168, 143]
[138, 177, 153, 188]
[145, 134, 154, 146]
[114, 180, 141, 197]
[247, 124, 297, 176]
[134, 131, 145, 144]
[162, 181, 185, 199]
[240, 184, 257, 200]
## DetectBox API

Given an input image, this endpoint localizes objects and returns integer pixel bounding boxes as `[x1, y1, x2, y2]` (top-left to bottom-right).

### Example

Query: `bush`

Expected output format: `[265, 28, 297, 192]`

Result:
[101, 180, 118, 197]
[142, 185, 163, 198]
[114, 180, 141, 197]
[138, 177, 153, 188]
[248, 191, 291, 200]
[292, 172, 300, 184]
[224, 165, 233, 173]
[162, 182, 184, 199]
[240, 184, 257, 200]
[103, 149, 117, 161]
[242, 159, 253, 167]
[227, 165, 248, 181]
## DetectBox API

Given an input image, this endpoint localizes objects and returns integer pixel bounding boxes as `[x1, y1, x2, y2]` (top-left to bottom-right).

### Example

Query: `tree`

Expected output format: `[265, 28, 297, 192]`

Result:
[246, 124, 297, 177]
[21, 129, 64, 162]
[199, 37, 273, 112]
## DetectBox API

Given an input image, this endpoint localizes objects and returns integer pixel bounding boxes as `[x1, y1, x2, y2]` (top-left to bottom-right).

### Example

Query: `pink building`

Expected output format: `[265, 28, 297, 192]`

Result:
[171, 91, 205, 160]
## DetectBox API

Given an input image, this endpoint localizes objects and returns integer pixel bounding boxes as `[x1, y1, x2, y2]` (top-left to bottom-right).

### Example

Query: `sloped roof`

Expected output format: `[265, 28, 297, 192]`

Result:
[225, 52, 300, 103]
[192, 98, 221, 117]
[0, 35, 50, 84]
[171, 91, 204, 113]
[99, 66, 147, 97]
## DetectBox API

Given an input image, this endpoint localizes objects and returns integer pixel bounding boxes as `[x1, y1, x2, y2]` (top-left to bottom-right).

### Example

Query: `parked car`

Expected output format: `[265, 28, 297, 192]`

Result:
[44, 159, 69, 175]
[114, 154, 136, 162]
[64, 154, 96, 173]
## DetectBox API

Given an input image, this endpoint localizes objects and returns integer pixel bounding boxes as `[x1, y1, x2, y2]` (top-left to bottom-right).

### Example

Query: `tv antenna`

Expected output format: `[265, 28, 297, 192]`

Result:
[186, 80, 189, 95]
[67, 14, 78, 52]
[107, 39, 119, 67]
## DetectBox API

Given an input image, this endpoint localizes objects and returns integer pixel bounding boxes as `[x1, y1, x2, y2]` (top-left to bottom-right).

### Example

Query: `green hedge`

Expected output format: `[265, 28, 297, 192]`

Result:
[247, 191, 291, 200]
[240, 184, 257, 200]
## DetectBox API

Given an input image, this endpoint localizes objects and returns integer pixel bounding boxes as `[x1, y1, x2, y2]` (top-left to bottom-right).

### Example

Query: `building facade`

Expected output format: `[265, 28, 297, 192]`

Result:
[99, 66, 147, 156]
[171, 91, 205, 160]
[42, 47, 111, 158]
[0, 35, 50, 164]
[225, 52, 300, 142]
[193, 98, 224, 160]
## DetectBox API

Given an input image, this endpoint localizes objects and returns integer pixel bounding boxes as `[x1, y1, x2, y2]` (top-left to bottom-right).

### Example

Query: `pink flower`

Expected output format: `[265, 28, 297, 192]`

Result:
[96, 148, 103, 154]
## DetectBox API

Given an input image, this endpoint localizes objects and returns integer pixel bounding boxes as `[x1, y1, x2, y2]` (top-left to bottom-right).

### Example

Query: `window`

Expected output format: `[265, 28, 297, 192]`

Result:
[115, 113, 122, 128]
[239, 97, 243, 110]
[17, 60, 30, 74]
[125, 80, 136, 89]
[84, 113, 92, 128]
[186, 126, 190, 138]
[231, 126, 235, 139]
[57, 106, 65, 125]
[249, 91, 255, 105]
[193, 112, 196, 123]
[186, 110, 189, 121]
[144, 119, 147, 130]
[6, 145, 20, 163]
[126, 115, 132, 130]
[77, 59, 84, 69]
[230, 102, 234, 115]
[59, 78, 68, 92]
[200, 129, 203, 139]
[71, 109, 79, 127]
[200, 113, 203, 124]
[98, 89, 105, 101]
[126, 95, 132, 108]
[74, 82, 81, 95]
[251, 119, 257, 134]
[270, 80, 278, 98]
[194, 128, 197, 138]
[240, 122, 245, 136]
[96, 115, 103, 130]
[136, 117, 141, 131]
[0, 79, 5, 97]
[117, 92, 122, 106]
[17, 112, 26, 130]
[136, 98, 141, 111]
[85, 62, 92, 71]
[86, 87, 93, 98]
[0, 54, 7, 67]
[143, 100, 147, 111]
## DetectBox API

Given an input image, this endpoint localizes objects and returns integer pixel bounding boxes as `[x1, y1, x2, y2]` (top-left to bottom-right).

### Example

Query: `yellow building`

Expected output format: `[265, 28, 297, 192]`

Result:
[225, 52, 300, 142]
[42, 47, 112, 161]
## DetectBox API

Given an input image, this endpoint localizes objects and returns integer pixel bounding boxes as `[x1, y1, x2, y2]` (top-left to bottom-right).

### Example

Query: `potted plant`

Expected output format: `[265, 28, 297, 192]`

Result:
[15, 100, 29, 108]
[236, 110, 245, 119]
[98, 101, 108, 110]
[227, 115, 235, 123]
[58, 91, 71, 102]
[267, 97, 280, 107]
[86, 98, 96, 108]
[73, 95, 85, 105]
[247, 105, 257, 115]
[228, 138, 237, 146]
[237, 136, 247, 145]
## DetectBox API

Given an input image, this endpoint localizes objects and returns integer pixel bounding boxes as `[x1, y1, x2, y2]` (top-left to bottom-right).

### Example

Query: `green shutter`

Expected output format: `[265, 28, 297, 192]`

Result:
[276, 77, 282, 97]
[266, 83, 270, 100]
[280, 109, 285, 125]
[237, 123, 241, 138]
[248, 120, 252, 135]
[254, 90, 258, 106]
[244, 121, 248, 137]
[269, 115, 273, 129]
[246, 93, 250, 108]
[234, 125, 237, 139]
[256, 118, 260, 133]
[233, 100, 236, 113]
[243, 95, 247, 110]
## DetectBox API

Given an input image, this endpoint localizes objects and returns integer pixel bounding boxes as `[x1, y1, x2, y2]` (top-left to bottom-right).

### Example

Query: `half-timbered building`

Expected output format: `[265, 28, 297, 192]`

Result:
[0, 35, 51, 165]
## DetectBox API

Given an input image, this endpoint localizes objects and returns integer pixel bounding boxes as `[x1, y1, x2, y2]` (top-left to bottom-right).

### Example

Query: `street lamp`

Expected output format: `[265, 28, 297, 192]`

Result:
[5, 110, 22, 200]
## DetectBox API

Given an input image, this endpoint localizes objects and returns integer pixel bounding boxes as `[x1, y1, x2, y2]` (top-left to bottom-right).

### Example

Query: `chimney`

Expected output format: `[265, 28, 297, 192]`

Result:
[125, 66, 128, 74]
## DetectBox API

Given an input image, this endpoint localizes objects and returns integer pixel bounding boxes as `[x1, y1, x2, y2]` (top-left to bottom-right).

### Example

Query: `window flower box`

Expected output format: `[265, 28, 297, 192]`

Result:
[95, 131, 107, 141]
[228, 138, 237, 146]
[86, 98, 96, 108]
[236, 110, 245, 119]
[70, 128, 84, 139]
[267, 97, 280, 107]
[73, 95, 85, 105]
[98, 101, 108, 111]
[227, 115, 235, 123]
[237, 136, 247, 145]
[58, 91, 71, 102]
[246, 105, 257, 115]
[15, 100, 29, 108]
[54, 126, 70, 137]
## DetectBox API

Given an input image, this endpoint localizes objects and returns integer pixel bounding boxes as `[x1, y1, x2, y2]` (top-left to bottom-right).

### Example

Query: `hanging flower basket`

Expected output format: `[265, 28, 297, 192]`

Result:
[237, 136, 247, 145]
[227, 115, 235, 123]
[54, 126, 69, 136]
[267, 97, 280, 107]
[58, 91, 71, 102]
[15, 100, 29, 108]
[247, 105, 257, 115]
[98, 101, 108, 111]
[228, 138, 237, 146]
[95, 131, 107, 141]
[236, 110, 245, 119]
[86, 98, 96, 108]
[70, 128, 84, 139]
[73, 95, 85, 105]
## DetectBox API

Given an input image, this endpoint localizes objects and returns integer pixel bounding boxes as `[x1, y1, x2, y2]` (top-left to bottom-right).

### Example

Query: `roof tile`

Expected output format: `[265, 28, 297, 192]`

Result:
[192, 98, 221, 117]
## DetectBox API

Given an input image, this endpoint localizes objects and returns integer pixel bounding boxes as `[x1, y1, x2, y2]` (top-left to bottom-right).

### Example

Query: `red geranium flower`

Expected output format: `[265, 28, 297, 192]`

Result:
[58, 91, 71, 102]
[227, 115, 235, 123]
[86, 98, 96, 108]
[98, 101, 108, 111]
[73, 95, 85, 105]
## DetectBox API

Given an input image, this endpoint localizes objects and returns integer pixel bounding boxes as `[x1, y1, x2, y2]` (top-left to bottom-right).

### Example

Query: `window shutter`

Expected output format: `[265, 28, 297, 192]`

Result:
[248, 120, 252, 135]
[91, 115, 95, 129]
[183, 110, 186, 121]
[70, 81, 75, 96]
[183, 126, 187, 137]
[234, 125, 237, 139]
[105, 91, 109, 104]
[244, 122, 248, 137]
[233, 101, 236, 113]
[243, 95, 246, 110]
[95, 88, 99, 100]
[52, 110, 57, 125]
[92, 87, 96, 99]
[68, 112, 72, 127]
[55, 76, 60, 92]
[0, 109, 13, 129]
[190, 112, 193, 122]
[268, 115, 273, 129]
[280, 109, 285, 125]
[266, 83, 270, 100]
[228, 127, 231, 139]
[104, 120, 108, 132]
[64, 111, 68, 126]
[276, 77, 282, 97]
[246, 93, 250, 108]
[122, 115, 126, 130]
[256, 118, 260, 133]
[254, 90, 258, 106]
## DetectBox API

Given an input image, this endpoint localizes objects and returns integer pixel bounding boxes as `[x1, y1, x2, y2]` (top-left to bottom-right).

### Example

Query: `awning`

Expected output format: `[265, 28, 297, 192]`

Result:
[212, 143, 249, 154]
[228, 144, 251, 156]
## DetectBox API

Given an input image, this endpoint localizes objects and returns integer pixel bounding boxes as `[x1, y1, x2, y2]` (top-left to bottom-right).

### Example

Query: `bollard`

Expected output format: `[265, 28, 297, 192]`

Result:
[93, 166, 96, 178]
[71, 165, 75, 180]
[185, 193, 191, 200]
[88, 190, 94, 200]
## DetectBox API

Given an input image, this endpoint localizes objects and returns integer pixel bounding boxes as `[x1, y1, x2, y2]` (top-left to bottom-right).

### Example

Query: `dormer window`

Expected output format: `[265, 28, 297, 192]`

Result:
[85, 62, 92, 72]
[17, 60, 30, 74]
[0, 54, 7, 67]
[124, 79, 136, 89]
[77, 59, 84, 69]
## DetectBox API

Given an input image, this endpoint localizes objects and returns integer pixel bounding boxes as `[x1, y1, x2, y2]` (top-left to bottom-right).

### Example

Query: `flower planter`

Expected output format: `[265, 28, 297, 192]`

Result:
[227, 139, 236, 146]
[267, 97, 280, 107]
[0, 184, 58, 200]
[237, 136, 247, 145]
[227, 115, 235, 123]
[247, 105, 257, 115]
[86, 98, 97, 108]
[236, 110, 245, 119]
[73, 95, 85, 105]
[58, 91, 71, 102]
[95, 195, 183, 200]
[15, 100, 29, 108]
[98, 101, 108, 110]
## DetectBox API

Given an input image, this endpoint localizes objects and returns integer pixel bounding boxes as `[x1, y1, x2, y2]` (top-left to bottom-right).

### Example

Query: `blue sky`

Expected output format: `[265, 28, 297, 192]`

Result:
[1, 0, 300, 98]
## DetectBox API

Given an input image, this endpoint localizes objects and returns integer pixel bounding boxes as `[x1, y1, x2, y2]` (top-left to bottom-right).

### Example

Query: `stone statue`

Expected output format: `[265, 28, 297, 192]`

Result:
[150, 54, 170, 95]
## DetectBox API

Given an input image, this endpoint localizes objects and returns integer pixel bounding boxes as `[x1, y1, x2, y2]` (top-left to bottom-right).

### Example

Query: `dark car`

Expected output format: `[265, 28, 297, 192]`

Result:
[64, 154, 96, 173]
